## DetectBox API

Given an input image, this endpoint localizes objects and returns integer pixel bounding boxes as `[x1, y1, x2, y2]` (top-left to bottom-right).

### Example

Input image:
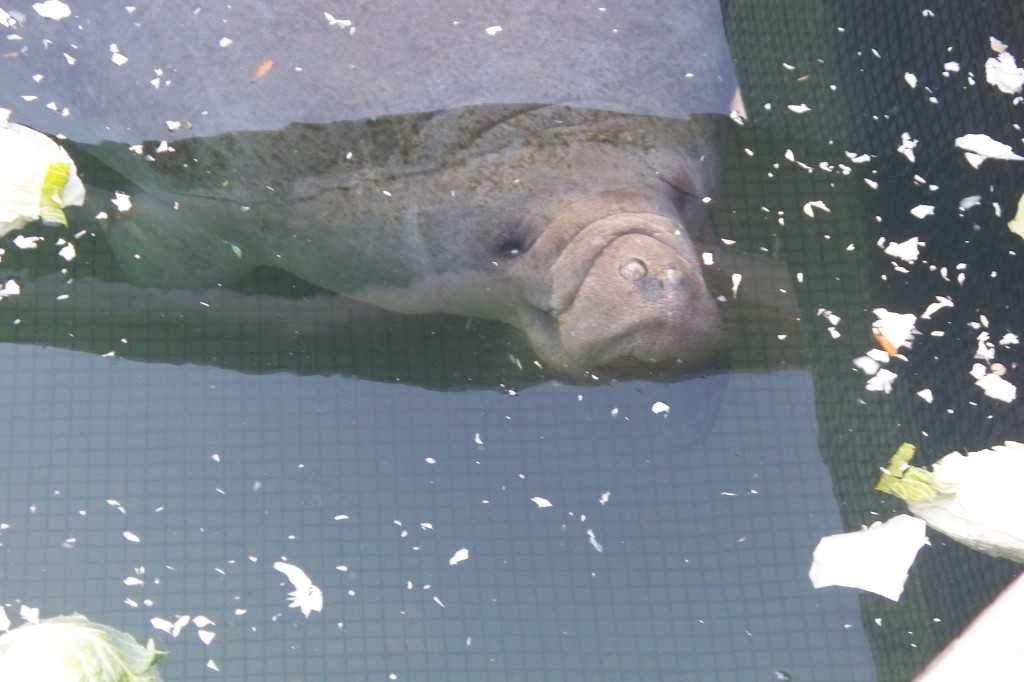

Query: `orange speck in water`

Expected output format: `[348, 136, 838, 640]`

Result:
[253, 59, 274, 81]
[874, 333, 898, 357]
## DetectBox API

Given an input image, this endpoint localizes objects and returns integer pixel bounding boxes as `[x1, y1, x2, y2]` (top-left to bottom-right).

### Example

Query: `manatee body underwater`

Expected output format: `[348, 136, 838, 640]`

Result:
[0, 0, 739, 379]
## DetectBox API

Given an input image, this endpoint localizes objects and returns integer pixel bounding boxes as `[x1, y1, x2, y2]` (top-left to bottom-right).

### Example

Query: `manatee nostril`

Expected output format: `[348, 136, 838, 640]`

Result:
[619, 258, 648, 281]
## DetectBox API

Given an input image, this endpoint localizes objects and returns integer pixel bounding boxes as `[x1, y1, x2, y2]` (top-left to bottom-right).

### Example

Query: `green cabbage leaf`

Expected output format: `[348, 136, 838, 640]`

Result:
[0, 614, 165, 681]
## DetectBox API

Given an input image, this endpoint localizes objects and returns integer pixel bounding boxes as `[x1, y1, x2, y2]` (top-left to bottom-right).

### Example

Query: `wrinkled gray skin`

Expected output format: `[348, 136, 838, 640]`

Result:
[1, 1, 736, 377]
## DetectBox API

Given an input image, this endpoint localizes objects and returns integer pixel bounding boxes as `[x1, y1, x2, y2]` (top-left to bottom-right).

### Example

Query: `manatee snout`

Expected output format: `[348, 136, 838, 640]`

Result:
[518, 212, 722, 376]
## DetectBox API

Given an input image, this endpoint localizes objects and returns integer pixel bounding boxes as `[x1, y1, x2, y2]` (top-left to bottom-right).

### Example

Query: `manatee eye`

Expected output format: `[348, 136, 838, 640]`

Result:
[495, 237, 526, 257]
[619, 258, 647, 281]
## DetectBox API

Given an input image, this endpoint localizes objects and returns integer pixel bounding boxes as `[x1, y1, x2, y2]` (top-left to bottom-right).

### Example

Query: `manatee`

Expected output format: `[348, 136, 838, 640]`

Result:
[0, 1, 738, 378]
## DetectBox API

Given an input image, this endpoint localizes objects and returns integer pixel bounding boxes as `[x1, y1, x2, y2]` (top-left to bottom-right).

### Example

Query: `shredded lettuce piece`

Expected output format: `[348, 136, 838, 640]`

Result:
[0, 614, 165, 681]
[0, 108, 86, 235]
[875, 443, 956, 502]
[877, 441, 1024, 563]
[38, 161, 74, 226]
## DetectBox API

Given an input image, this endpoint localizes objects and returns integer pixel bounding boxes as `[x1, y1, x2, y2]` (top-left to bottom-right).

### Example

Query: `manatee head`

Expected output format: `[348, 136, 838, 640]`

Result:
[510, 193, 723, 378]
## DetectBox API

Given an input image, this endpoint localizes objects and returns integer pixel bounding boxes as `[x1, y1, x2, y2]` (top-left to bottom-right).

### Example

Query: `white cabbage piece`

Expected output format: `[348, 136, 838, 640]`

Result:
[0, 108, 86, 236]
[808, 514, 929, 601]
[877, 442, 1024, 563]
[0, 614, 165, 681]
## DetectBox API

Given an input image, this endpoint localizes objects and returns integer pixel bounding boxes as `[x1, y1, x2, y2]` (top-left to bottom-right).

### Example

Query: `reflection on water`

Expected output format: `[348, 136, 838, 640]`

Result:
[0, 0, 1022, 680]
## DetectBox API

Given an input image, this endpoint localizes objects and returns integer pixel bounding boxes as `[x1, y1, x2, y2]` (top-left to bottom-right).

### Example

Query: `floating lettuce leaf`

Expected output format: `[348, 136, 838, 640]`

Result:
[0, 108, 86, 235]
[877, 441, 1024, 563]
[875, 443, 955, 502]
[0, 614, 165, 681]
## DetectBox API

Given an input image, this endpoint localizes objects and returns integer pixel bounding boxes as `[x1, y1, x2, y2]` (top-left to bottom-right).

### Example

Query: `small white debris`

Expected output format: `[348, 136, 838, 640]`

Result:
[731, 272, 742, 299]
[123, 531, 141, 543]
[151, 615, 190, 637]
[473, 433, 483, 446]
[1008, 191, 1024, 240]
[943, 61, 961, 73]
[866, 368, 899, 394]
[866, 348, 892, 364]
[787, 103, 811, 114]
[111, 191, 132, 212]
[917, 389, 934, 403]
[218, 37, 233, 47]
[873, 308, 917, 350]
[197, 629, 216, 645]
[909, 205, 935, 219]
[809, 514, 928, 601]
[0, 279, 21, 298]
[817, 308, 842, 327]
[883, 236, 923, 263]
[854, 355, 881, 376]
[324, 12, 353, 29]
[802, 200, 830, 217]
[651, 401, 670, 415]
[33, 0, 71, 20]
[149, 617, 174, 635]
[449, 547, 470, 566]
[12, 235, 41, 250]
[123, 576, 144, 586]
[972, 364, 1017, 403]
[954, 134, 1024, 167]
[701, 251, 715, 266]
[586, 529, 603, 553]
[904, 72, 918, 88]
[58, 242, 76, 261]
[19, 605, 40, 624]
[599, 491, 611, 505]
[921, 296, 954, 320]
[484, 25, 502, 36]
[109, 44, 128, 66]
[845, 151, 872, 163]
[530, 497, 553, 508]
[897, 132, 919, 163]
[273, 561, 323, 618]
[985, 50, 1024, 94]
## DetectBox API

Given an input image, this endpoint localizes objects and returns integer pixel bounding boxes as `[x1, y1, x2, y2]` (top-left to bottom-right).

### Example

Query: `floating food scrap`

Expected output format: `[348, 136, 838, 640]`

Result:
[970, 363, 1017, 402]
[32, 0, 71, 21]
[872, 308, 916, 353]
[954, 133, 1024, 168]
[808, 514, 928, 601]
[0, 108, 86, 235]
[880, 236, 923, 264]
[985, 41, 1024, 94]
[651, 401, 670, 415]
[877, 442, 1024, 563]
[253, 58, 274, 81]
[273, 561, 323, 618]
[0, 614, 165, 681]
[1008, 192, 1024, 240]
